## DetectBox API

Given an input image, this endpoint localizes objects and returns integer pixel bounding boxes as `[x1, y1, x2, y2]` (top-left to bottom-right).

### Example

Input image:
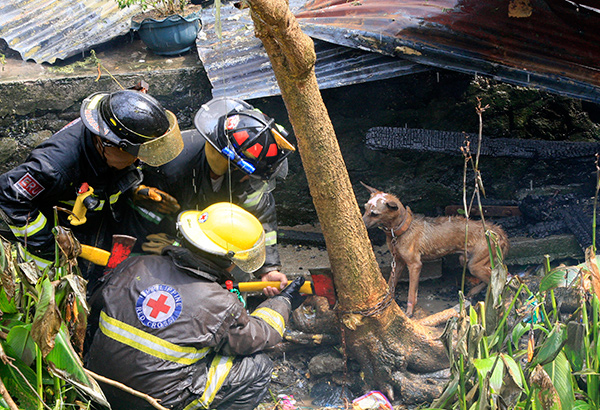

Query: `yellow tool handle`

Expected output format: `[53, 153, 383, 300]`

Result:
[79, 244, 110, 266]
[69, 186, 94, 226]
[236, 281, 314, 294]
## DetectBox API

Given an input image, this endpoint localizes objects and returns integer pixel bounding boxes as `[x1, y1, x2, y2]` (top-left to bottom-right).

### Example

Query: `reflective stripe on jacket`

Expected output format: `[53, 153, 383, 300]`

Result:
[0, 119, 142, 268]
[86, 251, 291, 409]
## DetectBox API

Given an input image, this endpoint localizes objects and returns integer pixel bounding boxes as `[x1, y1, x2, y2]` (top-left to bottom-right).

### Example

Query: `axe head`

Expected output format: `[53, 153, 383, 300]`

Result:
[309, 269, 336, 307]
[106, 235, 137, 270]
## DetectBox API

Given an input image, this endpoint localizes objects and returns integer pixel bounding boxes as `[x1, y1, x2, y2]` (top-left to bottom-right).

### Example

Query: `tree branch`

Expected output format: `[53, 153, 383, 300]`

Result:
[0, 377, 19, 410]
[0, 343, 53, 410]
[84, 369, 169, 410]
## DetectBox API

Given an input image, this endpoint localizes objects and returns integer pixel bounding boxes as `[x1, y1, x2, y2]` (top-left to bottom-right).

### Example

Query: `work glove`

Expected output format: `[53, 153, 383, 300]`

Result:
[53, 225, 82, 263]
[277, 276, 307, 310]
[132, 185, 181, 214]
[142, 233, 180, 255]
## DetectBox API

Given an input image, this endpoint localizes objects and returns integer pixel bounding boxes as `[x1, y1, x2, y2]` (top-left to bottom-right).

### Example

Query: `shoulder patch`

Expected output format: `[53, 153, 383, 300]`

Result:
[136, 284, 182, 329]
[14, 173, 45, 200]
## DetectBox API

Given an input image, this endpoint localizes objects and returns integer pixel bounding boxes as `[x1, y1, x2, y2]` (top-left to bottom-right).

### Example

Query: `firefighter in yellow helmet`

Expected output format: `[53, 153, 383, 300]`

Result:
[85, 203, 306, 410]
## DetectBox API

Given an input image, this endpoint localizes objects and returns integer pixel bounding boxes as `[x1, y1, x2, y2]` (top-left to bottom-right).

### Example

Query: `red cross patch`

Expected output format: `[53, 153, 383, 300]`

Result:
[198, 212, 209, 223]
[136, 285, 182, 329]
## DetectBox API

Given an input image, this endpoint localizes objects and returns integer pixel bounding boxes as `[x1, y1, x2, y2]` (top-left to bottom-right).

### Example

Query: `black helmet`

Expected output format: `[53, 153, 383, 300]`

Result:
[81, 90, 184, 166]
[194, 97, 295, 179]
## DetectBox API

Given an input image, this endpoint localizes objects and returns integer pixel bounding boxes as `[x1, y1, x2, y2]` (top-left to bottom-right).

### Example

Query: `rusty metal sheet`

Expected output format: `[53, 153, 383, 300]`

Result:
[0, 0, 140, 64]
[295, 0, 600, 103]
[198, 0, 600, 101]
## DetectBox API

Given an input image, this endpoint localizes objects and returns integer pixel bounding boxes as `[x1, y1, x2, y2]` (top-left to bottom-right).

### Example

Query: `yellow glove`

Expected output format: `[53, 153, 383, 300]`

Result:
[133, 185, 181, 214]
[142, 233, 180, 255]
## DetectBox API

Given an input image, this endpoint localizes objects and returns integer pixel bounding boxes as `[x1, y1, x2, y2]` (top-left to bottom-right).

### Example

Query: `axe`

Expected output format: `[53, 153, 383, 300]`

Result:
[79, 234, 137, 272]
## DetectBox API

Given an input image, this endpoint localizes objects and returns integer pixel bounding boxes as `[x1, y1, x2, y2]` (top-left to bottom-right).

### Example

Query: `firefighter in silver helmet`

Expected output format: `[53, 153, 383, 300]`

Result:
[133, 97, 296, 297]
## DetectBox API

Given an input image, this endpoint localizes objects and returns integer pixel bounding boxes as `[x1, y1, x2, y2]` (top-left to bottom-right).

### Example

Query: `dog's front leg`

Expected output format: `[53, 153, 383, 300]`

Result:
[406, 260, 423, 317]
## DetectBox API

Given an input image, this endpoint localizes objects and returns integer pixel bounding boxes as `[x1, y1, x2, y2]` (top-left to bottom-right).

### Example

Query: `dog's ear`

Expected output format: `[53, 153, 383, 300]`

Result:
[386, 201, 399, 211]
[360, 181, 379, 195]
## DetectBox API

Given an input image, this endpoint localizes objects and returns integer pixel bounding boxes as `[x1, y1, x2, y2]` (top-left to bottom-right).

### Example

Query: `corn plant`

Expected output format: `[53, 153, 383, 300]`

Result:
[0, 214, 107, 409]
[426, 100, 600, 410]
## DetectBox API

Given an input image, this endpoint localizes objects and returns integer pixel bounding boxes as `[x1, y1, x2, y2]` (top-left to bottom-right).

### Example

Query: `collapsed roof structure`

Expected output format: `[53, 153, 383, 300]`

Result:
[2, 0, 598, 102]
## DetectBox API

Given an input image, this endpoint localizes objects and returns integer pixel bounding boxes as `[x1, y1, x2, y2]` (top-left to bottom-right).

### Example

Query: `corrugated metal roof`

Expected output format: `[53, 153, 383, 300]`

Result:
[197, 0, 600, 102]
[197, 0, 428, 100]
[0, 0, 140, 64]
[2, 0, 599, 102]
[295, 0, 600, 103]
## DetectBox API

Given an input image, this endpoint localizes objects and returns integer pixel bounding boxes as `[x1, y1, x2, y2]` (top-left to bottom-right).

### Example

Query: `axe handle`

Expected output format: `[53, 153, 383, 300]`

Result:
[80, 244, 110, 266]
[236, 281, 314, 295]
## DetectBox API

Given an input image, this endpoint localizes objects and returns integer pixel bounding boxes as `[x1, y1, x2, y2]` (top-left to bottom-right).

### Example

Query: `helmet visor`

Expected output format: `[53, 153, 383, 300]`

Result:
[137, 110, 184, 166]
[229, 231, 266, 273]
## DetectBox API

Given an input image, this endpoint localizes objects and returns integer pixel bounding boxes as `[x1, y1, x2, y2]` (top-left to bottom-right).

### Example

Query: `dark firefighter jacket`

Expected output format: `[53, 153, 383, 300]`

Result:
[137, 129, 283, 277]
[85, 247, 292, 410]
[0, 119, 143, 271]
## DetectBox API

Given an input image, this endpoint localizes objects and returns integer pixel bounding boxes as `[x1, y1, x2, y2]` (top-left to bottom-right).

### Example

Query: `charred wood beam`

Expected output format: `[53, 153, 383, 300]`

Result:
[366, 127, 600, 159]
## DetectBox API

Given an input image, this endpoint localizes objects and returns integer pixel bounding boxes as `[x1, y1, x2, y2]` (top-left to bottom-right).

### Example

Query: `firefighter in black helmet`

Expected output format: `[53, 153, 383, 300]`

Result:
[132, 97, 295, 297]
[0, 88, 183, 288]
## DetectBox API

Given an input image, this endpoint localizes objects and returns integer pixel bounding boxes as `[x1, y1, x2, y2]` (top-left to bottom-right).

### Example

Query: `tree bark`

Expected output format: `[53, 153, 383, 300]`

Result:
[247, 0, 449, 402]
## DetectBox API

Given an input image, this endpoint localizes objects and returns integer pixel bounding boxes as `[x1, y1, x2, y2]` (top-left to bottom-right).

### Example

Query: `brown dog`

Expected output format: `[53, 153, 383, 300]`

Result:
[361, 182, 509, 317]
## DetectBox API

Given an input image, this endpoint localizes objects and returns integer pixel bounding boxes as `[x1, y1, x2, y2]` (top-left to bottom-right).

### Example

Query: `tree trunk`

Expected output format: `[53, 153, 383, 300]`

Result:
[247, 0, 449, 402]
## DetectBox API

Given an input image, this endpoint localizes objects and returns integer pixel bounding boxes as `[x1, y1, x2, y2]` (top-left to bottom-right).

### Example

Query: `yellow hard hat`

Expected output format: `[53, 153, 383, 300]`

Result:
[176, 203, 266, 273]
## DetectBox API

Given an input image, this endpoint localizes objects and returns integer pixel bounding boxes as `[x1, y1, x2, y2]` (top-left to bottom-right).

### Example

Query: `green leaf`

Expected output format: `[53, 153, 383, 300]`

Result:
[0, 286, 17, 314]
[30, 277, 61, 357]
[0, 342, 39, 410]
[473, 355, 504, 393]
[532, 323, 566, 367]
[544, 352, 575, 410]
[46, 324, 87, 383]
[47, 325, 110, 408]
[563, 321, 585, 372]
[501, 354, 523, 388]
[573, 399, 592, 410]
[539, 268, 567, 292]
[6, 324, 35, 367]
[469, 305, 478, 325]
[512, 322, 528, 348]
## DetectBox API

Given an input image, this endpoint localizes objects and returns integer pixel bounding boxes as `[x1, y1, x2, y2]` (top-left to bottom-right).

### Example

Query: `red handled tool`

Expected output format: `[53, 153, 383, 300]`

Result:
[79, 234, 137, 273]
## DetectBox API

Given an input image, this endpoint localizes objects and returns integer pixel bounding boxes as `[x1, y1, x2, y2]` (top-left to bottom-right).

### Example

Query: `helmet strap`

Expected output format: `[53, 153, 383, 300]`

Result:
[92, 134, 108, 163]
